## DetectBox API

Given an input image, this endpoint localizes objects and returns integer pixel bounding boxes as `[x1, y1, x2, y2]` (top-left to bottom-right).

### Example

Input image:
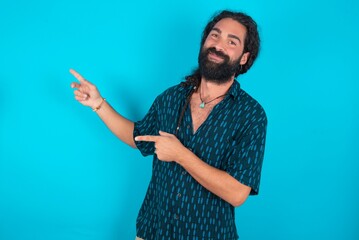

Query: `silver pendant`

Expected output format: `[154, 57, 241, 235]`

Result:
[199, 102, 205, 108]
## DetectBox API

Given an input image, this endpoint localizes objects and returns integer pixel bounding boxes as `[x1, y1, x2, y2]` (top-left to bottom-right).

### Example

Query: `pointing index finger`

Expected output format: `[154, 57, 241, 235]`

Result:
[135, 135, 159, 142]
[70, 69, 88, 83]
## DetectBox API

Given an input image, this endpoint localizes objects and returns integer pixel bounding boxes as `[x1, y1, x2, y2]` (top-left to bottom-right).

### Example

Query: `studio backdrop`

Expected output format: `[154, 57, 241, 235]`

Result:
[0, 0, 358, 239]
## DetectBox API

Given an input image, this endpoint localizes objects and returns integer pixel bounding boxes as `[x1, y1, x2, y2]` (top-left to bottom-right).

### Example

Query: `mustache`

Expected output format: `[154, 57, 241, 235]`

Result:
[205, 47, 230, 61]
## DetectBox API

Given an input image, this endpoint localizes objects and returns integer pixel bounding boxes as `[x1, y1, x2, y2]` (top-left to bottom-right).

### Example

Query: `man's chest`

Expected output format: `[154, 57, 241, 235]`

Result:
[189, 93, 224, 134]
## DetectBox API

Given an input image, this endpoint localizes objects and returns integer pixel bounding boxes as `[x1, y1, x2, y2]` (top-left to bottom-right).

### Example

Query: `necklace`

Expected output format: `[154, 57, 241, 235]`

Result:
[199, 91, 227, 108]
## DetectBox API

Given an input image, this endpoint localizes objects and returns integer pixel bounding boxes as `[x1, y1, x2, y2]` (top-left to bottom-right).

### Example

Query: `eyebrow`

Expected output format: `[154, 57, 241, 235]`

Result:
[212, 27, 242, 44]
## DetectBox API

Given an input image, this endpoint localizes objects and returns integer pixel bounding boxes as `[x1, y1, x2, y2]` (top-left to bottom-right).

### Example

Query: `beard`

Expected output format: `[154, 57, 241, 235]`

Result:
[198, 47, 241, 84]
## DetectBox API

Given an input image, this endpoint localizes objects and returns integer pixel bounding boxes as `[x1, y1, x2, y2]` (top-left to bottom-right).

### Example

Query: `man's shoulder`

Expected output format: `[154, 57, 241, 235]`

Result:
[157, 83, 189, 99]
[237, 88, 267, 122]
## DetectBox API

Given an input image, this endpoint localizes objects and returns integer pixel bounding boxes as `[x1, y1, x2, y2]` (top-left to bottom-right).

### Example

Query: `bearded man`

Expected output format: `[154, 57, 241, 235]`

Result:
[70, 10, 267, 240]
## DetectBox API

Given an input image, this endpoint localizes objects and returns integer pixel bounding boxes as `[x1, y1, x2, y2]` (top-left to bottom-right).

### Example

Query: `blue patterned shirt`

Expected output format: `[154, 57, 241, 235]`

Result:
[134, 80, 267, 240]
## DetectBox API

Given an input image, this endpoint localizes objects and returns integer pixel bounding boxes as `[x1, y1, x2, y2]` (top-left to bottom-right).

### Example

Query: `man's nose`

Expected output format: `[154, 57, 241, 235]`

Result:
[213, 39, 226, 53]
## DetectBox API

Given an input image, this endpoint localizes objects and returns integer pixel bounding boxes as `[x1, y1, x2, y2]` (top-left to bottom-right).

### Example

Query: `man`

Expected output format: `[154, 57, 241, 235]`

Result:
[70, 10, 267, 240]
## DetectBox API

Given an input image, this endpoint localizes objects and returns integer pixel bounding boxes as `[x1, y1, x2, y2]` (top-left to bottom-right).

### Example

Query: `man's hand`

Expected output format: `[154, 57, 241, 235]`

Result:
[70, 69, 103, 109]
[135, 131, 188, 162]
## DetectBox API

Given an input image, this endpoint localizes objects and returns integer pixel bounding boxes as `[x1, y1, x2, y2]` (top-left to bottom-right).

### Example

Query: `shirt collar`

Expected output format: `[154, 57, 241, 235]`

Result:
[227, 79, 241, 100]
[180, 79, 241, 100]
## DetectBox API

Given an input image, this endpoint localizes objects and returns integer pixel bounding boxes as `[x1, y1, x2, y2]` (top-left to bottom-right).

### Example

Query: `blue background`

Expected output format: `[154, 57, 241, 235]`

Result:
[1, 0, 358, 239]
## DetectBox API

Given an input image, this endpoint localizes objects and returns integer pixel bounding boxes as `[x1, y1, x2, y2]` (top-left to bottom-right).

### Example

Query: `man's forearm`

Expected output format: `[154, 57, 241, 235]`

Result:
[95, 101, 136, 148]
[177, 149, 251, 207]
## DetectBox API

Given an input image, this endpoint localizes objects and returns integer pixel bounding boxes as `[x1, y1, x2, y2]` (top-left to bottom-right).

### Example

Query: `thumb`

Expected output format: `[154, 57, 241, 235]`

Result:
[159, 130, 173, 137]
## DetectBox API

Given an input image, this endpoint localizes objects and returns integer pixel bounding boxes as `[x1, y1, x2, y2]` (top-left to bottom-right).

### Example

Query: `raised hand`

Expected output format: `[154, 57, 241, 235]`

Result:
[70, 69, 103, 109]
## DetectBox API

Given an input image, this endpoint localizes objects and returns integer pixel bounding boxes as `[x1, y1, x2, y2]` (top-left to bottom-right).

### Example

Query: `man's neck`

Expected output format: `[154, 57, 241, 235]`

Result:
[199, 77, 235, 99]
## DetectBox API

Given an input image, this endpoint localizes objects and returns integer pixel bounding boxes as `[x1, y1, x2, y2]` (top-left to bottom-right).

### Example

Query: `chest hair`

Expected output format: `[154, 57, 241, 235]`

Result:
[190, 92, 222, 133]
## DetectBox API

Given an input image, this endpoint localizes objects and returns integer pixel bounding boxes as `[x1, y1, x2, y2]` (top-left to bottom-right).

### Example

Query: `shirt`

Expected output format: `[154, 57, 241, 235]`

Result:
[134, 80, 267, 240]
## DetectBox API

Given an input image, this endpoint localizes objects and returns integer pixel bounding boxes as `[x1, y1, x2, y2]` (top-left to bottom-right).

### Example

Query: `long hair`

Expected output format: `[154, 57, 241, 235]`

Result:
[182, 10, 260, 88]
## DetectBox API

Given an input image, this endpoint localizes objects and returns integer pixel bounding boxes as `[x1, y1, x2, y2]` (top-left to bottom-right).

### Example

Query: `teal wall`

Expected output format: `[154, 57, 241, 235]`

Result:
[1, 0, 358, 239]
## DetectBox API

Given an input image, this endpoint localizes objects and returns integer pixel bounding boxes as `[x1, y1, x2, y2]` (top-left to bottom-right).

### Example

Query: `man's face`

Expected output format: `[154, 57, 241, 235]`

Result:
[199, 18, 250, 84]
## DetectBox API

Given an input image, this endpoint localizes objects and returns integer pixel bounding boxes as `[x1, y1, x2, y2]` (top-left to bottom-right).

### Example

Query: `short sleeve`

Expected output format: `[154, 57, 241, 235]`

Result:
[133, 98, 159, 157]
[225, 115, 267, 195]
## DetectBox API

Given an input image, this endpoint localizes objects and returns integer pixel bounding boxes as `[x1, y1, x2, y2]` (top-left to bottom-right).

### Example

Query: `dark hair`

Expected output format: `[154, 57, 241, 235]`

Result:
[184, 10, 260, 87]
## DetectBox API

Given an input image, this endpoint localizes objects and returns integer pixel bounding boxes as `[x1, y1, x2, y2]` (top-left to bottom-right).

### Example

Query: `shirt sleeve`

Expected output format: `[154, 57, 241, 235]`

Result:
[224, 115, 267, 195]
[133, 97, 159, 157]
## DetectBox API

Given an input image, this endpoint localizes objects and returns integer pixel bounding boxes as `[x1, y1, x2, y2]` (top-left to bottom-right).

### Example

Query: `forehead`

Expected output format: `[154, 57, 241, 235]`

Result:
[211, 18, 247, 40]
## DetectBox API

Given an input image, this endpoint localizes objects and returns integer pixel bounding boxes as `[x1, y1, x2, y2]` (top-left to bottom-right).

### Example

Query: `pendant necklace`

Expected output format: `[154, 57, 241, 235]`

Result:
[199, 91, 227, 109]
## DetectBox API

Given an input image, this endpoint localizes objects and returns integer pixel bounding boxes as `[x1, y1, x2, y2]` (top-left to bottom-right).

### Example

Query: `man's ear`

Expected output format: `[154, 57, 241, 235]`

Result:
[240, 52, 250, 65]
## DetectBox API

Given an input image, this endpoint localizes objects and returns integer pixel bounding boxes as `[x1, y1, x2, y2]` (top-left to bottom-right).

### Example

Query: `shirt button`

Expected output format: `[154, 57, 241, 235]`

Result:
[182, 171, 187, 175]
[174, 214, 179, 220]
[177, 193, 182, 198]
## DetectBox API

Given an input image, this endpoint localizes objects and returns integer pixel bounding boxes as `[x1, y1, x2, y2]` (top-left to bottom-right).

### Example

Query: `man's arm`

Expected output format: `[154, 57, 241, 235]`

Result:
[135, 131, 251, 207]
[178, 148, 251, 207]
[92, 101, 136, 148]
[70, 69, 136, 148]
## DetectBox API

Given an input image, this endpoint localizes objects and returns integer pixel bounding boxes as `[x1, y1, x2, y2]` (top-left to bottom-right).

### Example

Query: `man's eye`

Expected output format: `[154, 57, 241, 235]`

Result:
[229, 40, 237, 46]
[211, 33, 218, 38]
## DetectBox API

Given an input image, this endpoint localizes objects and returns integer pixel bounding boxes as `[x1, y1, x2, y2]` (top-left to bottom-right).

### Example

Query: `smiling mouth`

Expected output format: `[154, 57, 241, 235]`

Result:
[208, 52, 225, 62]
